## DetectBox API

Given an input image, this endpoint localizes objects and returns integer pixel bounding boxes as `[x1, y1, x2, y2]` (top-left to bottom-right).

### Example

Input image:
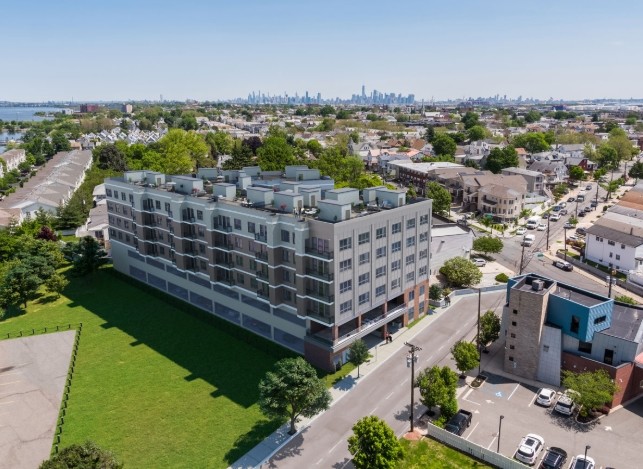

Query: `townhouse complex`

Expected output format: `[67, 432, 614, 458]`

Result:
[105, 166, 432, 370]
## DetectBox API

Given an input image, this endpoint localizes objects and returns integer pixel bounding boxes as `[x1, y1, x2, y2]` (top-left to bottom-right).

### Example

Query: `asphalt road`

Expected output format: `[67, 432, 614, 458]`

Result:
[268, 291, 507, 469]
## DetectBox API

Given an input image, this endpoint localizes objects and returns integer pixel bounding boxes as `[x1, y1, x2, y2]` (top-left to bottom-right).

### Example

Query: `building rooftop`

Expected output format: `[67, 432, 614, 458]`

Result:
[602, 303, 643, 342]
[551, 285, 606, 307]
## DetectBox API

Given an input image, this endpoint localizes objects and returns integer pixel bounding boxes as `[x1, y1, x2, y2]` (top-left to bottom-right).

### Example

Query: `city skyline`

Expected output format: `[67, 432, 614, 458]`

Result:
[2, 0, 642, 102]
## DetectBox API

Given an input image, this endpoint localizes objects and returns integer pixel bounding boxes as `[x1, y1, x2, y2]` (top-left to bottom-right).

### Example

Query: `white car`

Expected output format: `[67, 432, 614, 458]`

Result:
[472, 258, 486, 267]
[537, 223, 547, 231]
[569, 455, 595, 469]
[536, 388, 557, 407]
[516, 227, 527, 236]
[550, 213, 561, 221]
[554, 390, 579, 416]
[514, 433, 545, 465]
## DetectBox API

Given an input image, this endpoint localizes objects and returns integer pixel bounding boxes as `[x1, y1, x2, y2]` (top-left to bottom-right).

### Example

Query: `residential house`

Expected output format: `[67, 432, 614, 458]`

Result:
[501, 167, 545, 195]
[527, 160, 569, 186]
[0, 149, 26, 172]
[430, 217, 473, 275]
[460, 173, 527, 221]
[388, 161, 467, 196]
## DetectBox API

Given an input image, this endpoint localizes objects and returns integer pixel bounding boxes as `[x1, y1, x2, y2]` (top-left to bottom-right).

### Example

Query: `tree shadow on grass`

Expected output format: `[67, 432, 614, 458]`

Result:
[35, 294, 59, 305]
[0, 305, 26, 322]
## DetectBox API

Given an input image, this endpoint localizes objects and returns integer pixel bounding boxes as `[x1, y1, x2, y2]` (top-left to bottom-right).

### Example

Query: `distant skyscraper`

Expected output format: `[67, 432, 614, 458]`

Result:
[362, 84, 366, 99]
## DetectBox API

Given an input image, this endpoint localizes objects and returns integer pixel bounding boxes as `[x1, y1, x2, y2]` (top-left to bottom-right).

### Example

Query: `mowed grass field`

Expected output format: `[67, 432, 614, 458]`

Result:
[0, 266, 293, 468]
[398, 438, 493, 469]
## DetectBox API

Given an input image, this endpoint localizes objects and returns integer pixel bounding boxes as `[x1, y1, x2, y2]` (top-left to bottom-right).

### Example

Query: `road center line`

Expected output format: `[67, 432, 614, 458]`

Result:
[507, 384, 520, 401]
[328, 438, 344, 454]
[316, 457, 324, 465]
[369, 406, 378, 415]
[385, 391, 395, 400]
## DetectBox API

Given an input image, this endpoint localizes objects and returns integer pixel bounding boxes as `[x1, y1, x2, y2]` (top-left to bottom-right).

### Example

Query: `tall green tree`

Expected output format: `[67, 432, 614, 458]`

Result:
[0, 261, 44, 309]
[347, 416, 404, 469]
[628, 161, 643, 183]
[461, 111, 480, 130]
[415, 365, 458, 414]
[451, 340, 479, 377]
[511, 132, 550, 154]
[204, 131, 234, 158]
[561, 369, 619, 417]
[479, 310, 501, 351]
[485, 146, 519, 173]
[425, 182, 451, 216]
[467, 125, 486, 142]
[568, 166, 586, 182]
[222, 141, 254, 170]
[472, 236, 503, 255]
[348, 339, 370, 378]
[51, 130, 72, 153]
[439, 257, 482, 288]
[258, 357, 331, 434]
[93, 143, 128, 171]
[257, 135, 297, 171]
[158, 129, 209, 173]
[431, 133, 457, 157]
[39, 441, 123, 469]
[63, 236, 108, 275]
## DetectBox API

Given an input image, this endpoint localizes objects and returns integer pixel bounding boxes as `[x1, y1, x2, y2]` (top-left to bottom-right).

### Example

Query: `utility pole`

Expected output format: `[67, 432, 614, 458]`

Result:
[477, 288, 482, 376]
[546, 214, 551, 250]
[519, 243, 526, 275]
[564, 227, 568, 261]
[595, 181, 600, 207]
[607, 269, 616, 298]
[404, 342, 421, 433]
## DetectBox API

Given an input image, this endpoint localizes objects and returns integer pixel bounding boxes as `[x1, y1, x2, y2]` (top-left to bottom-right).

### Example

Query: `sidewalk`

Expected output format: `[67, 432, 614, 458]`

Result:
[229, 294, 476, 469]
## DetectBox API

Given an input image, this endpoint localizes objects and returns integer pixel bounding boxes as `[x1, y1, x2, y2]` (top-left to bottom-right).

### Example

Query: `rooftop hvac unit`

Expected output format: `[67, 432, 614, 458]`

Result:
[532, 279, 544, 291]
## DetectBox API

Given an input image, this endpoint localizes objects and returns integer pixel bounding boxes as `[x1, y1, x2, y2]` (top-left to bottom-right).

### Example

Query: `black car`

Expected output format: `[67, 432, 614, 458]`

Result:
[583, 206, 592, 213]
[567, 197, 575, 203]
[540, 447, 568, 469]
[542, 213, 550, 219]
[576, 227, 587, 235]
[590, 201, 598, 207]
[578, 211, 587, 217]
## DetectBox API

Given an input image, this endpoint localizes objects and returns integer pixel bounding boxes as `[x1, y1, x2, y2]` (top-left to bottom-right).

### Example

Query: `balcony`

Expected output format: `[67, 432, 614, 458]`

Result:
[256, 289, 270, 301]
[305, 246, 334, 260]
[305, 289, 334, 304]
[255, 251, 269, 262]
[305, 268, 334, 282]
[214, 243, 234, 251]
[305, 310, 335, 327]
[217, 277, 236, 287]
[256, 270, 269, 280]
[254, 233, 268, 243]
[213, 223, 233, 233]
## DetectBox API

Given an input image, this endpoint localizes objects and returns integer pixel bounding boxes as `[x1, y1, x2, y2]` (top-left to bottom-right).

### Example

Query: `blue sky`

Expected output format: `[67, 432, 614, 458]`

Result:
[2, 0, 642, 102]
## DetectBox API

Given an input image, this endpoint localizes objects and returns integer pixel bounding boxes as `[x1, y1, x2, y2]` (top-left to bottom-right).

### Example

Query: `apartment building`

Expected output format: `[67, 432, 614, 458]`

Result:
[461, 173, 527, 222]
[105, 166, 432, 371]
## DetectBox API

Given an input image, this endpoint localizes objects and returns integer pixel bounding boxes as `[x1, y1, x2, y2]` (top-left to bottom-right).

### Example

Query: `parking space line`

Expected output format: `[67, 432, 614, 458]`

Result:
[487, 437, 497, 450]
[527, 393, 537, 407]
[462, 394, 481, 406]
[465, 422, 479, 440]
[507, 384, 520, 401]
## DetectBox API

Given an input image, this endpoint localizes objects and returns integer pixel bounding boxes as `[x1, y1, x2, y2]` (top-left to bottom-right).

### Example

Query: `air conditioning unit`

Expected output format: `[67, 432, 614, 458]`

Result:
[532, 279, 545, 291]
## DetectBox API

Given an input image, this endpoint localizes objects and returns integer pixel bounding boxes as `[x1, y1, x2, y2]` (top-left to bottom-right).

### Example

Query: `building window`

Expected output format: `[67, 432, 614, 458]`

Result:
[121, 192, 126, 201]
[419, 285, 425, 296]
[419, 232, 428, 242]
[339, 280, 352, 294]
[113, 190, 118, 199]
[281, 230, 290, 242]
[608, 240, 615, 246]
[359, 252, 370, 265]
[358, 232, 370, 245]
[419, 266, 427, 277]
[616, 254, 620, 260]
[578, 341, 592, 353]
[508, 356, 514, 361]
[406, 272, 415, 283]
[376, 227, 386, 239]
[375, 285, 386, 297]
[391, 260, 400, 271]
[248, 222, 256, 233]
[513, 309, 518, 315]
[196, 210, 203, 220]
[510, 333, 516, 338]
[339, 237, 352, 251]
[594, 315, 607, 325]
[376, 247, 387, 258]
[359, 292, 370, 305]
[165, 202, 170, 212]
[283, 270, 291, 283]
[409, 290, 415, 301]
[235, 255, 243, 266]
[283, 290, 292, 302]
[155, 200, 161, 209]
[359, 273, 370, 286]
[392, 222, 401, 234]
[509, 345, 515, 350]
[621, 244, 625, 249]
[406, 237, 416, 248]
[420, 214, 428, 225]
[405, 254, 415, 266]
[106, 189, 112, 197]
[234, 219, 242, 230]
[339, 300, 352, 314]
[511, 321, 517, 326]
[406, 219, 416, 229]
[419, 249, 427, 259]
[570, 315, 580, 333]
[199, 244, 205, 253]
[391, 241, 401, 253]
[376, 266, 386, 278]
[340, 259, 352, 272]
[391, 278, 400, 289]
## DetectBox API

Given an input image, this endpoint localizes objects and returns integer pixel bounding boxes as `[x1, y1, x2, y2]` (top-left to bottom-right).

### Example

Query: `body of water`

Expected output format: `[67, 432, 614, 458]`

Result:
[0, 106, 60, 122]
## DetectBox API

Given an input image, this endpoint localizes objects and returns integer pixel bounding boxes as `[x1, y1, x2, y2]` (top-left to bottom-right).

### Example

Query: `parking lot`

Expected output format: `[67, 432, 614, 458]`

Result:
[456, 370, 641, 468]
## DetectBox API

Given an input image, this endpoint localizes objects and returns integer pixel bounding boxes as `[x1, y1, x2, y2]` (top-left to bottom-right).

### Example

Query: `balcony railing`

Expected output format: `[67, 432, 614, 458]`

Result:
[217, 277, 236, 287]
[256, 289, 270, 301]
[213, 223, 233, 233]
[305, 246, 334, 259]
[305, 289, 334, 304]
[305, 269, 334, 282]
[305, 310, 335, 327]
[255, 251, 269, 261]
[256, 270, 269, 280]
[254, 233, 268, 243]
[214, 243, 234, 251]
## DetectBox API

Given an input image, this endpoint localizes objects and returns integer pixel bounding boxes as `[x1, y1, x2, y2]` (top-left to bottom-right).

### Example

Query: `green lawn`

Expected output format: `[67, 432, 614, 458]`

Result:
[398, 438, 493, 468]
[0, 266, 295, 468]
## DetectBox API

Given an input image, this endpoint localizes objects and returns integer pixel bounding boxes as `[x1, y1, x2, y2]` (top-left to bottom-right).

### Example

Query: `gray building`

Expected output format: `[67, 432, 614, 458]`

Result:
[105, 166, 432, 371]
[501, 167, 544, 195]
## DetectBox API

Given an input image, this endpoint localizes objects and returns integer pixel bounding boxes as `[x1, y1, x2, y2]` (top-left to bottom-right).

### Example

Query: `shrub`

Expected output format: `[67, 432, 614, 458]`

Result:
[429, 284, 443, 300]
[615, 295, 637, 305]
[495, 273, 509, 283]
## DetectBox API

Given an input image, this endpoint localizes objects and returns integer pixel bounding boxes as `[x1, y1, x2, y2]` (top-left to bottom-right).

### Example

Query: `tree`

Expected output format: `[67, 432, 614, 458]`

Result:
[39, 441, 123, 469]
[479, 310, 500, 350]
[431, 133, 456, 157]
[629, 161, 643, 183]
[319, 105, 336, 117]
[222, 140, 254, 170]
[511, 132, 550, 154]
[451, 340, 479, 377]
[561, 369, 619, 418]
[51, 130, 72, 153]
[568, 166, 585, 182]
[0, 262, 44, 309]
[157, 129, 209, 173]
[603, 178, 623, 200]
[306, 139, 323, 157]
[424, 124, 435, 142]
[467, 125, 486, 142]
[439, 257, 482, 288]
[485, 146, 519, 174]
[204, 131, 234, 158]
[64, 236, 108, 275]
[596, 143, 619, 169]
[461, 111, 480, 130]
[258, 357, 331, 434]
[257, 135, 297, 171]
[608, 130, 638, 162]
[93, 144, 127, 171]
[524, 110, 541, 123]
[472, 236, 503, 255]
[347, 416, 404, 469]
[425, 182, 451, 216]
[45, 273, 69, 299]
[348, 339, 370, 378]
[35, 225, 58, 242]
[415, 365, 458, 414]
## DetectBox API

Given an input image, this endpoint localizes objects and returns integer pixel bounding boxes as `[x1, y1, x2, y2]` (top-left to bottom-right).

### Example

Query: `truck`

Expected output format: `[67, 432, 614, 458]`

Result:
[522, 234, 536, 247]
[526, 216, 541, 230]
[444, 409, 472, 435]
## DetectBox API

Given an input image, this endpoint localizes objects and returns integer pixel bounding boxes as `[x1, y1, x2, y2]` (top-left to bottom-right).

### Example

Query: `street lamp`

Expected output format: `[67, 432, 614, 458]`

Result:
[563, 226, 568, 261]
[607, 269, 616, 298]
[583, 445, 591, 468]
[404, 342, 421, 433]
[477, 288, 482, 376]
[497, 415, 504, 453]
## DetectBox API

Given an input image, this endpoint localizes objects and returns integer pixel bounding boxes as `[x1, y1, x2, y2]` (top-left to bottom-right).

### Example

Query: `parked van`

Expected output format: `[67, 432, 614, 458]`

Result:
[526, 216, 541, 230]
[522, 234, 536, 247]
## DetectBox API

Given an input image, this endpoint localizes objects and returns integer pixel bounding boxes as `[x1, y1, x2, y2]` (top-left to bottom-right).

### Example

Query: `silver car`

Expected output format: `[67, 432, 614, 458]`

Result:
[536, 388, 556, 407]
[514, 433, 545, 465]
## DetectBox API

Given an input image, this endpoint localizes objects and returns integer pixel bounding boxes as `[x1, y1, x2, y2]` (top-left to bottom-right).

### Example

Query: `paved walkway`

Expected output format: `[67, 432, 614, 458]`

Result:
[229, 293, 486, 469]
[0, 331, 75, 469]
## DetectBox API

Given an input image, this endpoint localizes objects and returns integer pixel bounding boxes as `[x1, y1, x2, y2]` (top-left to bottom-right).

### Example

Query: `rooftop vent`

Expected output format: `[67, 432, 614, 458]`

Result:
[532, 279, 544, 291]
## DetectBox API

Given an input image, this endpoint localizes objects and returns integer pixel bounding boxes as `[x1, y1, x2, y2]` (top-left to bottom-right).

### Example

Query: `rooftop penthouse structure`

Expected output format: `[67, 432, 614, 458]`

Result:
[105, 166, 432, 370]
